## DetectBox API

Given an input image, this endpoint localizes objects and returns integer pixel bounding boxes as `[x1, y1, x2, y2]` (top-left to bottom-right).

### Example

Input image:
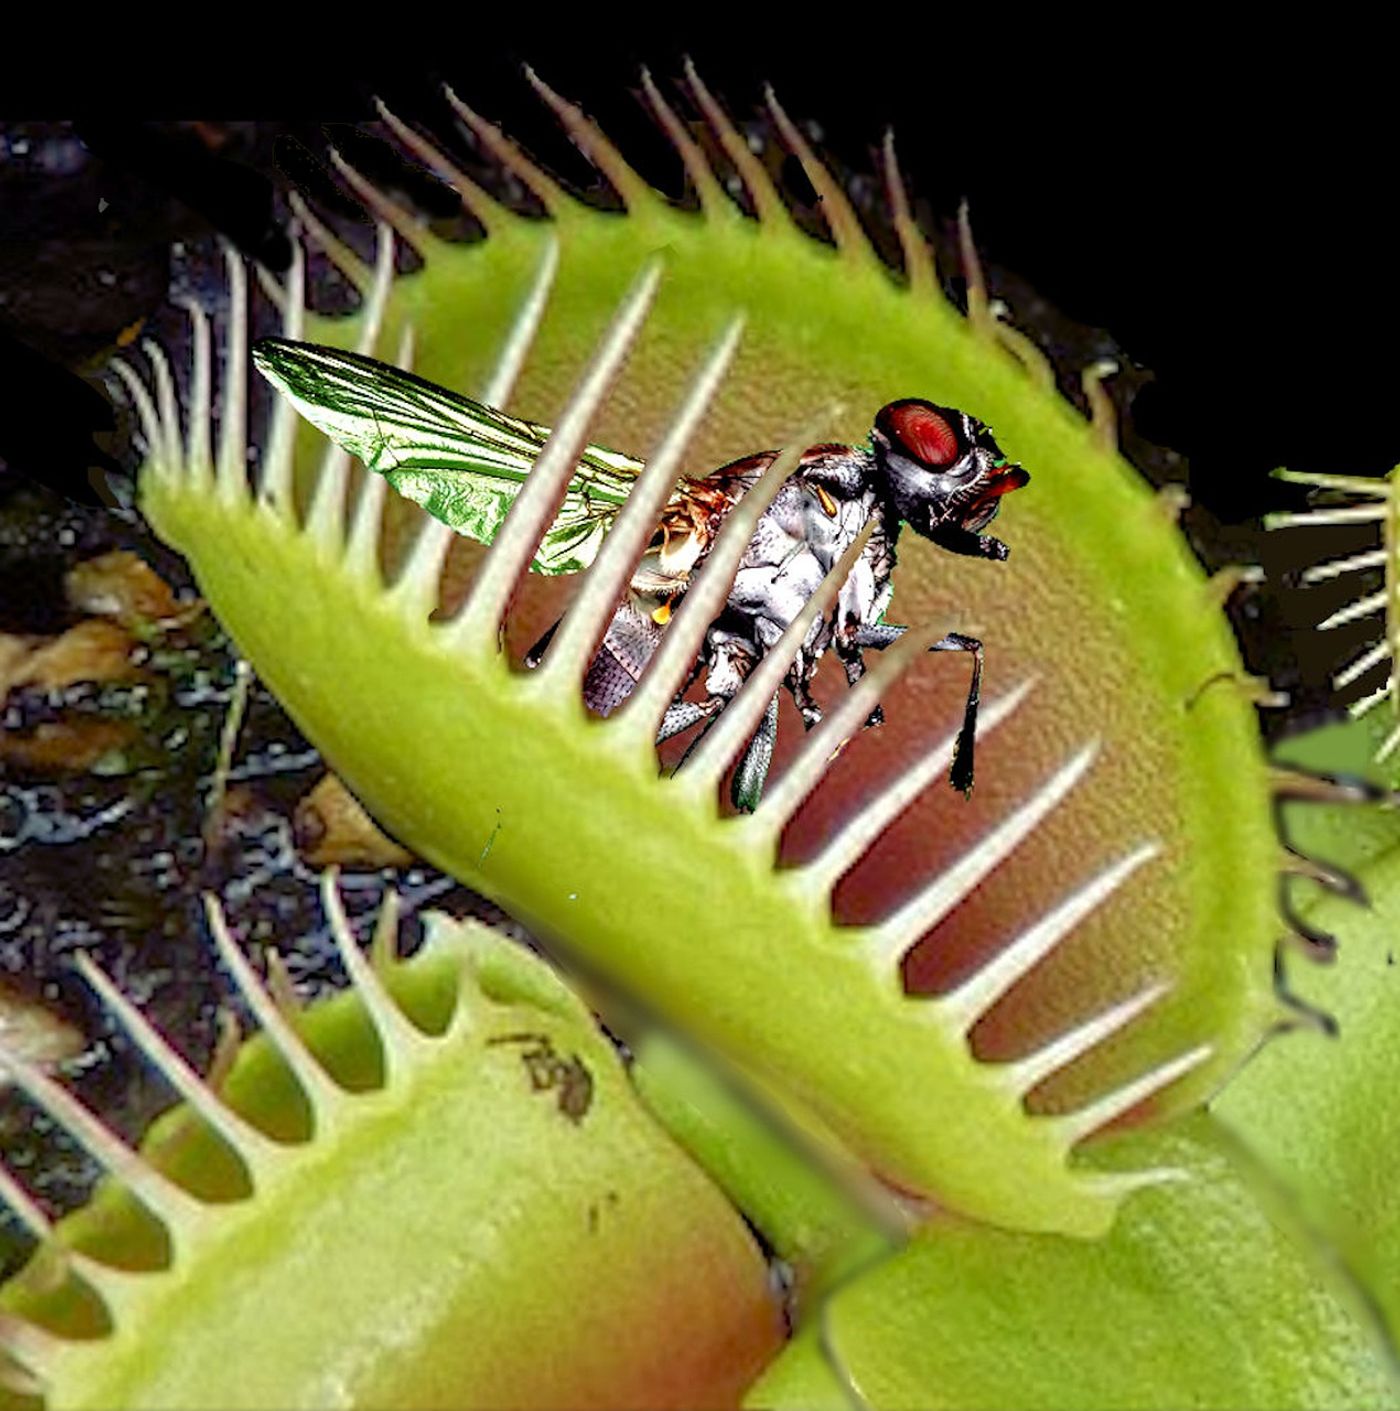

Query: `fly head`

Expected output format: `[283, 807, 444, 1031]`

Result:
[872, 399, 1029, 556]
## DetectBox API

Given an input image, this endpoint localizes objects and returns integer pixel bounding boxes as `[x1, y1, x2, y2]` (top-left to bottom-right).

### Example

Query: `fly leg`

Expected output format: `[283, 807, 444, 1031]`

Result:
[670, 629, 783, 812]
[787, 654, 825, 730]
[835, 622, 896, 728]
[523, 619, 559, 669]
[730, 690, 781, 813]
[656, 696, 721, 744]
[931, 632, 984, 796]
[851, 624, 984, 796]
[849, 623, 908, 650]
[654, 627, 749, 756]
[660, 684, 776, 814]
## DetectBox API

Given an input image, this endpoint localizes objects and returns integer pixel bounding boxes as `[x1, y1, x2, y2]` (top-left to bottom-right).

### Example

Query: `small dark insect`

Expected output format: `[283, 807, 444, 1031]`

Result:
[487, 1030, 594, 1123]
[254, 340, 1028, 809]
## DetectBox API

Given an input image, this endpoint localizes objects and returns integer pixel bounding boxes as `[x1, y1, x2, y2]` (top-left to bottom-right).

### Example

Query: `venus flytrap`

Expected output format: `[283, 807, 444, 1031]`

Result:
[133, 232, 1201, 1238]
[1216, 832, 1400, 1346]
[747, 1115, 1400, 1411]
[0, 883, 782, 1409]
[115, 71, 1314, 1236]
[1, 68, 1373, 1408]
[1268, 466, 1400, 768]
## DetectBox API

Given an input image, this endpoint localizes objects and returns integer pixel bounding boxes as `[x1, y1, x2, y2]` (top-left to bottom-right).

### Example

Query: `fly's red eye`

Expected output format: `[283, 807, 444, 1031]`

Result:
[887, 403, 960, 467]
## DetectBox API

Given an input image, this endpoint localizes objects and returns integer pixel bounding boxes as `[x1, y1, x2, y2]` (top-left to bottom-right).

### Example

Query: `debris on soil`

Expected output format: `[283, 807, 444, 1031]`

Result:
[64, 548, 196, 629]
[294, 773, 416, 870]
[0, 618, 142, 771]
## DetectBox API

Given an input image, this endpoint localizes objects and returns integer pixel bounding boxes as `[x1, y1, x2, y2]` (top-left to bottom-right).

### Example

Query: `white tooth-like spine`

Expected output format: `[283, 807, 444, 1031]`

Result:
[539, 316, 745, 693]
[480, 235, 560, 410]
[523, 67, 653, 214]
[388, 491, 456, 622]
[180, 295, 214, 489]
[681, 524, 877, 795]
[0, 1163, 59, 1247]
[216, 243, 250, 509]
[639, 67, 728, 218]
[1318, 588, 1387, 630]
[1378, 719, 1400, 762]
[142, 337, 182, 474]
[1334, 637, 1391, 691]
[999, 982, 1171, 1098]
[1348, 675, 1393, 720]
[288, 189, 373, 294]
[330, 148, 428, 254]
[869, 743, 1104, 976]
[444, 86, 567, 216]
[443, 258, 664, 656]
[345, 323, 413, 583]
[72, 952, 284, 1180]
[941, 842, 1162, 1035]
[258, 236, 306, 515]
[765, 84, 872, 262]
[202, 895, 348, 1123]
[1051, 1043, 1214, 1148]
[1301, 546, 1387, 583]
[802, 678, 1038, 888]
[306, 225, 398, 552]
[1269, 503, 1388, 528]
[0, 1044, 206, 1233]
[0, 1164, 140, 1306]
[370, 886, 402, 970]
[109, 357, 164, 477]
[881, 128, 937, 297]
[682, 58, 788, 228]
[0, 1310, 61, 1389]
[319, 870, 432, 1073]
[389, 236, 564, 624]
[375, 95, 510, 234]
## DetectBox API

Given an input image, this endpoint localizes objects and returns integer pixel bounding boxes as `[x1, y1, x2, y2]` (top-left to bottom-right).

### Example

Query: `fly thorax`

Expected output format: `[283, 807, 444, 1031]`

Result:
[801, 486, 877, 571]
[809, 446, 877, 500]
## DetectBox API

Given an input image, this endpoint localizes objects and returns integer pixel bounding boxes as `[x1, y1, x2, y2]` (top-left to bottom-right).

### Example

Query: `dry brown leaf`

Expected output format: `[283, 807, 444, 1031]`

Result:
[0, 620, 139, 770]
[0, 979, 85, 1079]
[294, 772, 416, 869]
[64, 550, 195, 628]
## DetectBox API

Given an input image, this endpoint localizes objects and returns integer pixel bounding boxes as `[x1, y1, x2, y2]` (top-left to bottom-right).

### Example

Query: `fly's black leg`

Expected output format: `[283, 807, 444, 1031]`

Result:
[832, 642, 884, 725]
[788, 660, 825, 730]
[663, 689, 776, 811]
[934, 632, 983, 796]
[730, 690, 781, 813]
[523, 618, 561, 669]
[852, 624, 983, 795]
[927, 524, 1010, 562]
[846, 622, 910, 727]
[850, 624, 907, 650]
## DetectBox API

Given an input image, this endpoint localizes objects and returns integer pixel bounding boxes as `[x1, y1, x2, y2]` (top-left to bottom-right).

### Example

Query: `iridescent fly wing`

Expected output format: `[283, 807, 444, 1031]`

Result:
[252, 338, 644, 574]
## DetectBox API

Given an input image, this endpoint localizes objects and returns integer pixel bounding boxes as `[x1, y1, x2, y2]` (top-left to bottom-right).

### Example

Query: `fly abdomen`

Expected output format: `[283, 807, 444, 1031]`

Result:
[581, 598, 665, 715]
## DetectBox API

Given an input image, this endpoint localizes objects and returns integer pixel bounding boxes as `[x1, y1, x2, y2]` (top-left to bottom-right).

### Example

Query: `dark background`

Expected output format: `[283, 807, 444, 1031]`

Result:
[1, 39, 1394, 720]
